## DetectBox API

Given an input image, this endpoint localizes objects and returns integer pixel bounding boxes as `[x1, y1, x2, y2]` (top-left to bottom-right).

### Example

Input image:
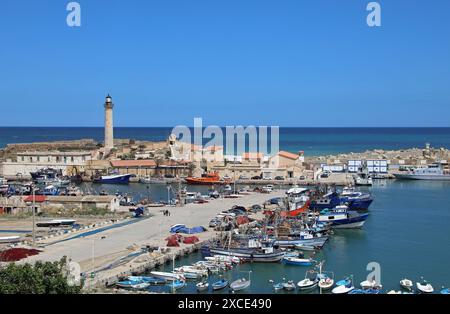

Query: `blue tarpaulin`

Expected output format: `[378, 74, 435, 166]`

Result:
[170, 224, 206, 234]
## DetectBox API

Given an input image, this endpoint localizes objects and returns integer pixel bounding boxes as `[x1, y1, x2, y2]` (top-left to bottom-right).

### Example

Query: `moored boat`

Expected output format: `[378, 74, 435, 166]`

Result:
[400, 278, 413, 291]
[230, 278, 251, 291]
[196, 281, 209, 292]
[416, 279, 434, 293]
[282, 256, 314, 266]
[318, 205, 369, 229]
[212, 279, 229, 291]
[150, 271, 185, 281]
[282, 280, 296, 291]
[93, 174, 134, 184]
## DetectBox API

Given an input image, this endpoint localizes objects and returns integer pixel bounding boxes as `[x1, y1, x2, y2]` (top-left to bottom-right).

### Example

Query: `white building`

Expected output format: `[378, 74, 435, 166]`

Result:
[0, 151, 93, 178]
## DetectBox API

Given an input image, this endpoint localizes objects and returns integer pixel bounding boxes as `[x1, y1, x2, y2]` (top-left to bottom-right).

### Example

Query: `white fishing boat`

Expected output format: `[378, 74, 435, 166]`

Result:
[331, 283, 354, 294]
[150, 271, 185, 281]
[317, 261, 334, 290]
[174, 266, 208, 277]
[196, 281, 209, 292]
[282, 280, 296, 291]
[387, 290, 402, 294]
[400, 278, 413, 291]
[360, 278, 382, 290]
[0, 235, 22, 243]
[416, 279, 434, 293]
[230, 278, 251, 291]
[230, 271, 251, 291]
[297, 278, 318, 290]
[205, 255, 241, 264]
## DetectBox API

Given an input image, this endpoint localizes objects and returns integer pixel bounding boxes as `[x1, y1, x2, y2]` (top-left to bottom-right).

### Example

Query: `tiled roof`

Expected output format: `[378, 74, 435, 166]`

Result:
[110, 160, 157, 167]
[278, 151, 299, 160]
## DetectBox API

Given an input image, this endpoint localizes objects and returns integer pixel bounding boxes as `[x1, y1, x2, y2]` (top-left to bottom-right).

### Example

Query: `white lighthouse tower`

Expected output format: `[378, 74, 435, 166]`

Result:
[104, 94, 114, 150]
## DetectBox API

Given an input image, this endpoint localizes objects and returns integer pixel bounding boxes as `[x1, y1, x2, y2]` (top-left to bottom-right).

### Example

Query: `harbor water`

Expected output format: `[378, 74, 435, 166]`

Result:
[115, 179, 450, 294]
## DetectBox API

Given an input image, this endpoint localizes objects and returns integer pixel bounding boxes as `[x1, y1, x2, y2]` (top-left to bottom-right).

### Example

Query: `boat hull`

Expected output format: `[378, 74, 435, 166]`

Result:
[204, 247, 284, 263]
[274, 236, 328, 248]
[394, 173, 450, 181]
[93, 174, 133, 184]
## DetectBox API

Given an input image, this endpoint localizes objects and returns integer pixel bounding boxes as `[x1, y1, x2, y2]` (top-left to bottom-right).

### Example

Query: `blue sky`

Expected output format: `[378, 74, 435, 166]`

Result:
[0, 0, 449, 127]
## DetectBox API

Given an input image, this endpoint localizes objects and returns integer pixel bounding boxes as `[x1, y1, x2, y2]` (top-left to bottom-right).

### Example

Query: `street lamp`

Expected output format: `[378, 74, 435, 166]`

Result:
[26, 184, 36, 246]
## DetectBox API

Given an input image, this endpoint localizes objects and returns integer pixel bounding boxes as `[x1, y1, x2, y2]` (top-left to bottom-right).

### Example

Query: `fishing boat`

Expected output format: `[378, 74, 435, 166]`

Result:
[297, 277, 318, 290]
[150, 271, 185, 281]
[230, 278, 251, 292]
[196, 281, 209, 292]
[335, 276, 352, 287]
[282, 280, 296, 291]
[332, 282, 354, 294]
[282, 256, 314, 266]
[93, 173, 134, 184]
[294, 244, 319, 251]
[185, 172, 229, 185]
[339, 188, 373, 210]
[116, 279, 149, 289]
[174, 266, 208, 277]
[387, 290, 402, 294]
[36, 219, 76, 228]
[205, 255, 241, 264]
[360, 278, 382, 290]
[203, 239, 285, 263]
[285, 187, 310, 217]
[273, 282, 284, 291]
[212, 279, 229, 291]
[127, 276, 166, 285]
[394, 164, 450, 181]
[400, 278, 413, 291]
[349, 288, 380, 294]
[318, 205, 369, 229]
[273, 232, 329, 248]
[0, 236, 22, 243]
[440, 287, 450, 294]
[416, 279, 434, 293]
[309, 192, 341, 211]
[317, 261, 334, 290]
[168, 279, 186, 291]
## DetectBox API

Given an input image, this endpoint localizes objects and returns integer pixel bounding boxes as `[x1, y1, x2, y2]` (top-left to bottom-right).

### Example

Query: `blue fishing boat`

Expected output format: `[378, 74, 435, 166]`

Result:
[167, 279, 186, 291]
[318, 206, 369, 229]
[273, 282, 284, 291]
[339, 189, 373, 210]
[116, 279, 148, 289]
[127, 276, 166, 285]
[212, 279, 229, 291]
[309, 192, 341, 211]
[336, 277, 352, 286]
[282, 256, 314, 266]
[93, 173, 134, 184]
[440, 288, 450, 294]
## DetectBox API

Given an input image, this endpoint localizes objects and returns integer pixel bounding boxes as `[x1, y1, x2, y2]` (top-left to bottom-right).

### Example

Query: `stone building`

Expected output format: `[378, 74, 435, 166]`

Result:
[0, 151, 93, 179]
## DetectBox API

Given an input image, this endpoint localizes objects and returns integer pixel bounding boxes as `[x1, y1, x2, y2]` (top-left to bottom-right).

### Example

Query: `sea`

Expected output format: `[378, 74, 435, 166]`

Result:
[1, 127, 450, 293]
[1, 127, 450, 156]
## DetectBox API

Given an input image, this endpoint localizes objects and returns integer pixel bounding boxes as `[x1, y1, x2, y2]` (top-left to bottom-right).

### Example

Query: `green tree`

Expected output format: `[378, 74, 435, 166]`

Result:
[0, 256, 83, 294]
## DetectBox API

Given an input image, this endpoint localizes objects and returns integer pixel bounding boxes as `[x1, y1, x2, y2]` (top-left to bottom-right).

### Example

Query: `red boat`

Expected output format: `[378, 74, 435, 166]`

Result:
[185, 172, 230, 185]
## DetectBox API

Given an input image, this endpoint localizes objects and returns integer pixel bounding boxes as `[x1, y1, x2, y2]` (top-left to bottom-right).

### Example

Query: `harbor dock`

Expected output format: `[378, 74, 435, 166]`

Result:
[19, 191, 284, 289]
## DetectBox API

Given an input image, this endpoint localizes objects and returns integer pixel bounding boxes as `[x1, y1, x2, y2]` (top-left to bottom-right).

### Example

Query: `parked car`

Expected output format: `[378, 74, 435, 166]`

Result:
[239, 175, 249, 180]
[299, 175, 306, 180]
[269, 197, 282, 205]
[251, 175, 262, 180]
[251, 204, 262, 211]
[320, 172, 330, 178]
[274, 176, 285, 180]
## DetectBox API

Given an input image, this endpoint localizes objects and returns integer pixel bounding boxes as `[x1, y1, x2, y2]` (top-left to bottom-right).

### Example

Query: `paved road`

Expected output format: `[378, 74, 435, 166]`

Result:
[24, 191, 284, 272]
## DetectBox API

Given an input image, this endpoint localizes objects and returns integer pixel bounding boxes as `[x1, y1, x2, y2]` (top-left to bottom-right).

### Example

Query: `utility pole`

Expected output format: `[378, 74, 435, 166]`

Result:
[32, 184, 36, 246]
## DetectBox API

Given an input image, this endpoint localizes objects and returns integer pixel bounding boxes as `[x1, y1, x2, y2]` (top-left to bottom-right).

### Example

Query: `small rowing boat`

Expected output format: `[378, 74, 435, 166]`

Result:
[400, 278, 413, 291]
[196, 281, 209, 292]
[212, 279, 229, 291]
